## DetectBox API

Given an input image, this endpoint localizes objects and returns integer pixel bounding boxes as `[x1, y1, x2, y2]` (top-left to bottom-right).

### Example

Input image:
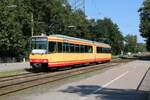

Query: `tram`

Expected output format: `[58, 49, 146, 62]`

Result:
[29, 34, 112, 69]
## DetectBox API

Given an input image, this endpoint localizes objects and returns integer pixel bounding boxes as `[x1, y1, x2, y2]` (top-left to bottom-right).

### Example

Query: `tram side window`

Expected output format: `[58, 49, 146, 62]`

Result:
[97, 47, 111, 53]
[75, 44, 80, 53]
[63, 43, 70, 53]
[58, 42, 63, 53]
[96, 47, 102, 53]
[102, 48, 106, 53]
[70, 44, 75, 53]
[108, 48, 112, 53]
[88, 46, 93, 53]
[85, 46, 88, 53]
[80, 45, 85, 53]
[63, 43, 66, 52]
[102, 48, 105, 53]
[89, 46, 93, 53]
[103, 48, 111, 53]
[85, 46, 93, 53]
[48, 41, 94, 53]
[49, 42, 57, 53]
[66, 43, 70, 53]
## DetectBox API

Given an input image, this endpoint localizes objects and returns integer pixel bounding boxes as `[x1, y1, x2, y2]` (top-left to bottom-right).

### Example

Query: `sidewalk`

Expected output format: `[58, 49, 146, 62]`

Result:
[23, 60, 150, 100]
[0, 62, 30, 72]
[138, 67, 150, 100]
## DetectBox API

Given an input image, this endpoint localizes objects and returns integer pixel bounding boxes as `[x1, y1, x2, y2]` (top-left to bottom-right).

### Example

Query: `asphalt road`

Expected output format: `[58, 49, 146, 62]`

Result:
[23, 60, 150, 100]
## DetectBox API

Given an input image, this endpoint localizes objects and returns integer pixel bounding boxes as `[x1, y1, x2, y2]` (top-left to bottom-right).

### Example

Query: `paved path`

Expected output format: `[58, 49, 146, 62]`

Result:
[0, 62, 30, 72]
[139, 63, 150, 100]
[23, 60, 150, 100]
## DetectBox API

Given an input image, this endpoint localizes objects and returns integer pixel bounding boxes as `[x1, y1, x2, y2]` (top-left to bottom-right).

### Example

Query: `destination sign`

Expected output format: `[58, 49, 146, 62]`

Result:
[32, 37, 47, 41]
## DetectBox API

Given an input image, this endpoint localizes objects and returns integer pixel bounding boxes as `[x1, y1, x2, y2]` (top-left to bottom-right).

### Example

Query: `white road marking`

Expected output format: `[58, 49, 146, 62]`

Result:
[80, 71, 129, 100]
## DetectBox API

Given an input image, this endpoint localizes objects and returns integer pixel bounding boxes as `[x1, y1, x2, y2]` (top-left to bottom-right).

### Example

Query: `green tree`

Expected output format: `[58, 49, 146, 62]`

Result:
[139, 0, 150, 50]
[0, 0, 30, 60]
[90, 18, 124, 55]
[0, 0, 129, 61]
[124, 34, 137, 53]
[137, 43, 146, 52]
[31, 0, 66, 35]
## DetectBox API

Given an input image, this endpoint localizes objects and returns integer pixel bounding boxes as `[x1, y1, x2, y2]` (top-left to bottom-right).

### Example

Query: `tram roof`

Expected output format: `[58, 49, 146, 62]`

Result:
[50, 34, 111, 47]
[32, 34, 110, 47]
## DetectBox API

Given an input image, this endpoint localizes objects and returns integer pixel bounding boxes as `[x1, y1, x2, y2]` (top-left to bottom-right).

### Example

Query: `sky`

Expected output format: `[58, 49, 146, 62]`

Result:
[70, 0, 145, 43]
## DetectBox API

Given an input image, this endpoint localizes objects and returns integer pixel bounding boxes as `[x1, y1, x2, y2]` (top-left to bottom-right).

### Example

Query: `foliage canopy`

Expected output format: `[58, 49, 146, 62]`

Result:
[139, 0, 150, 50]
[0, 0, 142, 61]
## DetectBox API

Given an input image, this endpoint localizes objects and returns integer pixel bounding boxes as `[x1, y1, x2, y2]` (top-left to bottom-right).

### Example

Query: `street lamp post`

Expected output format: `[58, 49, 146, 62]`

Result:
[31, 12, 34, 36]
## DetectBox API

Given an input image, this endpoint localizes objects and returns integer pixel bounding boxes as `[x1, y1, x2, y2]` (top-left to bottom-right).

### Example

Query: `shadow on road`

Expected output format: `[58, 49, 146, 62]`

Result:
[60, 85, 149, 100]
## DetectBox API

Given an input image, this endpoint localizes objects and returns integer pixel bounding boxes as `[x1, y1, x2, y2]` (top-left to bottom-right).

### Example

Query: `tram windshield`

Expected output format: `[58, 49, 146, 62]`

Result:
[31, 37, 48, 53]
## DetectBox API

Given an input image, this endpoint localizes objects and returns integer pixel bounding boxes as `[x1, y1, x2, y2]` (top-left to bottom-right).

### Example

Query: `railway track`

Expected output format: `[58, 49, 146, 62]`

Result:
[0, 72, 45, 82]
[0, 59, 132, 96]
